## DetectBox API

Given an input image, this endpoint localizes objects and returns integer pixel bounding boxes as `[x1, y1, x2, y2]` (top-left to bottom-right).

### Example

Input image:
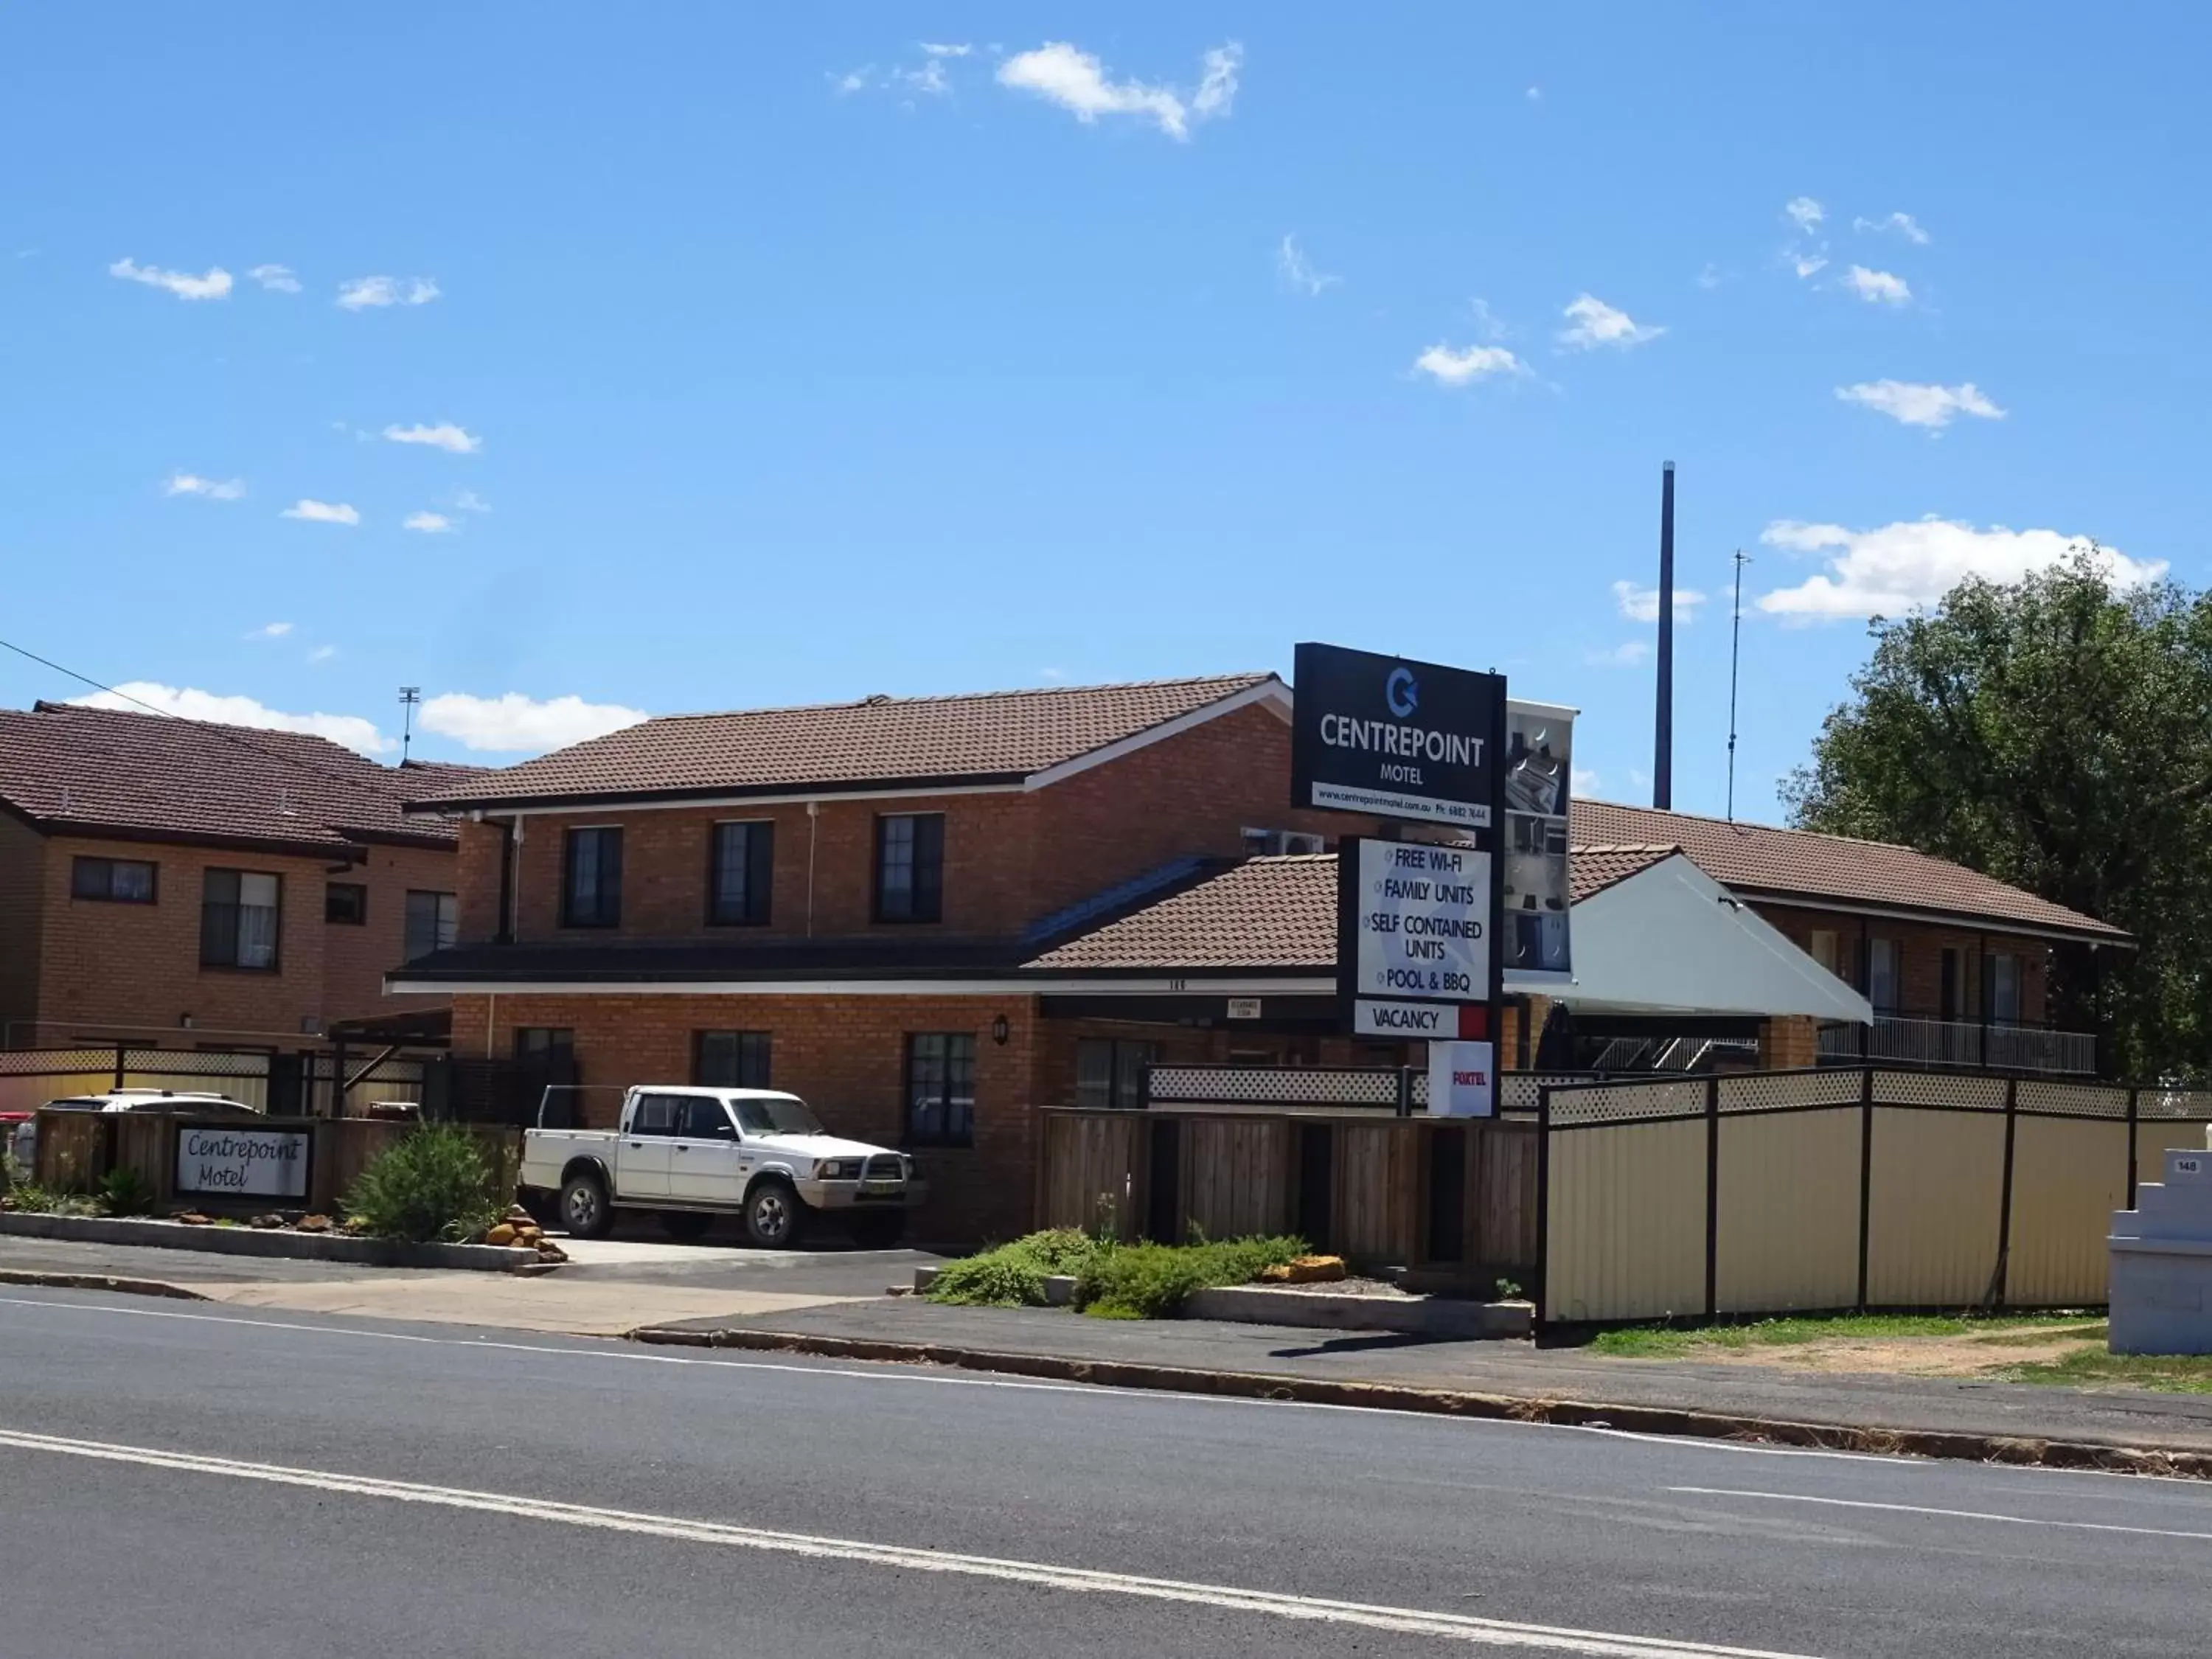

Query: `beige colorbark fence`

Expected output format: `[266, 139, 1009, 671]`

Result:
[1540, 1069, 2212, 1324]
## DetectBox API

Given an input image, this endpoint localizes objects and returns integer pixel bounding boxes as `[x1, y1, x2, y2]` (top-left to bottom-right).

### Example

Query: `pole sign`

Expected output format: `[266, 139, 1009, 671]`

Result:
[1338, 836, 1494, 1038]
[174, 1123, 310, 1200]
[1291, 643, 1503, 830]
[1501, 700, 1577, 984]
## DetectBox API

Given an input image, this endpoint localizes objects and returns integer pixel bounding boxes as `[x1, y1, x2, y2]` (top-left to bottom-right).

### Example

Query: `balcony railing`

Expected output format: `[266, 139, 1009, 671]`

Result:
[1817, 1016, 2097, 1076]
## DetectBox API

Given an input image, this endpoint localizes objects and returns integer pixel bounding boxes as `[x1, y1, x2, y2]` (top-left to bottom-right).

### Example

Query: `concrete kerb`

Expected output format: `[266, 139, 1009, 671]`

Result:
[0, 1211, 544, 1273]
[0, 1266, 209, 1301]
[626, 1324, 2212, 1482]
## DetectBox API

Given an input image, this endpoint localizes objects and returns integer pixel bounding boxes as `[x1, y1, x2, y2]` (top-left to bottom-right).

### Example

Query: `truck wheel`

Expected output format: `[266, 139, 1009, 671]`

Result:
[744, 1180, 806, 1249]
[560, 1170, 613, 1239]
[848, 1211, 906, 1249]
[660, 1210, 714, 1244]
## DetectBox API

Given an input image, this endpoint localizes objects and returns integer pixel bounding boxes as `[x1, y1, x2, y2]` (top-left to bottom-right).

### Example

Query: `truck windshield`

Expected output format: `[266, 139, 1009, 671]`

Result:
[731, 1096, 828, 1136]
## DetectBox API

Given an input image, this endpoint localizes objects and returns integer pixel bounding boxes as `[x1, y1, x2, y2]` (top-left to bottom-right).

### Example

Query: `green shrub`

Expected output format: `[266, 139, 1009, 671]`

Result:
[1074, 1236, 1305, 1319]
[927, 1228, 1105, 1307]
[99, 1165, 156, 1217]
[343, 1124, 501, 1243]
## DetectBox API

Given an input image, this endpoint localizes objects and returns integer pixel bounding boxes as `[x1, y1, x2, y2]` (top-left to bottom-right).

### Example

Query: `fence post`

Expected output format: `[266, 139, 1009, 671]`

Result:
[1703, 1074, 1721, 1319]
[1532, 1086, 1552, 1331]
[113, 1043, 127, 1091]
[2126, 1086, 2141, 1209]
[1394, 1066, 1413, 1119]
[1990, 1076, 2018, 1311]
[1855, 1066, 1874, 1312]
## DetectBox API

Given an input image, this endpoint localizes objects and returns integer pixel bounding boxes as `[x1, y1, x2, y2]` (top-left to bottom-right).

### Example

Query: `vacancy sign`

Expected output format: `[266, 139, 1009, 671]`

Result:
[1340, 837, 1490, 1035]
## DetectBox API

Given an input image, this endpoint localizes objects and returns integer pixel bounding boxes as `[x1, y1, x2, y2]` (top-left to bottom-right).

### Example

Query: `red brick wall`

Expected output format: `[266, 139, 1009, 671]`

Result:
[20, 832, 457, 1050]
[455, 990, 1043, 1242]
[1756, 902, 2050, 1025]
[0, 813, 46, 1045]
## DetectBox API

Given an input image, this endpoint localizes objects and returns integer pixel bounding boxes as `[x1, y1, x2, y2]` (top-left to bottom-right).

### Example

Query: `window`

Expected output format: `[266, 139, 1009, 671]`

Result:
[513, 1027, 574, 1065]
[905, 1032, 975, 1147]
[200, 869, 280, 970]
[680, 1096, 738, 1141]
[708, 821, 774, 926]
[562, 827, 624, 928]
[403, 890, 458, 961]
[1868, 938, 1900, 1013]
[628, 1092, 684, 1136]
[1989, 952, 2021, 1026]
[1076, 1039, 1155, 1110]
[71, 857, 156, 904]
[695, 1030, 773, 1088]
[1240, 828, 1326, 857]
[874, 813, 944, 923]
[1940, 948, 1962, 1021]
[1808, 929, 1840, 978]
[325, 882, 368, 925]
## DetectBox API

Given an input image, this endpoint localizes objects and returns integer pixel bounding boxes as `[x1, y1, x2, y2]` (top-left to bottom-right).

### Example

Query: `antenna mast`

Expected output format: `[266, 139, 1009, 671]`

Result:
[398, 686, 422, 763]
[1725, 551, 1750, 821]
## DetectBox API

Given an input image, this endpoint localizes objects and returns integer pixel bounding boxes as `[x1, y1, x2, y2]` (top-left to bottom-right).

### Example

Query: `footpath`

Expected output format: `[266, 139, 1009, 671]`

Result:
[9, 1233, 2212, 1474]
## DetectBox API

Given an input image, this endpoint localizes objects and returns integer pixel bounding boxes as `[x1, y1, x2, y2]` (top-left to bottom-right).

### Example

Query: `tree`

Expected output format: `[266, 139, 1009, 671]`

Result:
[1782, 553, 2212, 1079]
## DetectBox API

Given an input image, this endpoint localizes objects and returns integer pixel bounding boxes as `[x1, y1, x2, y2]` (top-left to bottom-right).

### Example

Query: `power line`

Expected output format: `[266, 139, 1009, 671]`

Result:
[0, 633, 420, 805]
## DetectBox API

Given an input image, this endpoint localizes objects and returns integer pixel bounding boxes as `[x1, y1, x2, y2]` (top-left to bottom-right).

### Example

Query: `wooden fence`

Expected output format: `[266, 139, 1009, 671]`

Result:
[1035, 1107, 1539, 1284]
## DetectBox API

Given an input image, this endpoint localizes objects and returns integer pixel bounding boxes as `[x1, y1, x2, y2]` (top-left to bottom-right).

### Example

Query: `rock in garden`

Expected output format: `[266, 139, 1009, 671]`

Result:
[249, 1213, 285, 1229]
[295, 1214, 332, 1233]
[484, 1223, 518, 1246]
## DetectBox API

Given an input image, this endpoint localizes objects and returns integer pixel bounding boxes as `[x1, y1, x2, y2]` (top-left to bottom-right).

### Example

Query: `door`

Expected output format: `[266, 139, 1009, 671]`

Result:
[618, 1092, 681, 1198]
[667, 1096, 747, 1205]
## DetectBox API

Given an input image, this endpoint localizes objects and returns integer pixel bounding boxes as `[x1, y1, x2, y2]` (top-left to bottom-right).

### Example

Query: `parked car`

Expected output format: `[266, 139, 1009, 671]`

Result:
[10, 1090, 259, 1174]
[519, 1085, 922, 1248]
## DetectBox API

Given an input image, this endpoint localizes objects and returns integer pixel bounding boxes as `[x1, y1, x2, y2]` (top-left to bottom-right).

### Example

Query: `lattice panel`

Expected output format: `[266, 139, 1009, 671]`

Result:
[0, 1048, 116, 1076]
[1873, 1070, 2006, 1110]
[1147, 1066, 1400, 1107]
[1548, 1078, 1707, 1127]
[2014, 1079, 2131, 1119]
[1501, 1073, 1597, 1111]
[122, 1048, 270, 1078]
[2140, 1088, 2212, 1122]
[1719, 1071, 1861, 1113]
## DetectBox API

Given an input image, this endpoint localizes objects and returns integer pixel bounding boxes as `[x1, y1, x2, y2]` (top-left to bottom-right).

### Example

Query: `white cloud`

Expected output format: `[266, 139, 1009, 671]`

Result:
[833, 66, 872, 94]
[250, 621, 294, 639]
[1583, 641, 1650, 668]
[1854, 211, 1930, 245]
[1836, 380, 2005, 430]
[1757, 518, 2164, 620]
[248, 263, 301, 293]
[1571, 767, 1600, 796]
[1695, 263, 1728, 290]
[1276, 234, 1339, 297]
[1784, 197, 1826, 234]
[1526, 86, 1542, 101]
[69, 682, 389, 755]
[1559, 293, 1663, 350]
[280, 499, 360, 526]
[403, 511, 454, 534]
[337, 274, 439, 310]
[108, 257, 232, 301]
[1612, 580, 1707, 623]
[1792, 252, 1829, 279]
[1412, 342, 1526, 386]
[307, 645, 338, 664]
[420, 692, 650, 754]
[996, 40, 1239, 140]
[919, 42, 972, 58]
[1843, 265, 1911, 305]
[383, 421, 482, 454]
[896, 59, 952, 96]
[453, 489, 491, 514]
[164, 472, 245, 501]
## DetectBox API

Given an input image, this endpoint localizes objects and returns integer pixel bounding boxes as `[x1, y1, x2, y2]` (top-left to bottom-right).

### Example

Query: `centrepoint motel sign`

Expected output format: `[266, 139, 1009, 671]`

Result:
[1292, 643, 1576, 1116]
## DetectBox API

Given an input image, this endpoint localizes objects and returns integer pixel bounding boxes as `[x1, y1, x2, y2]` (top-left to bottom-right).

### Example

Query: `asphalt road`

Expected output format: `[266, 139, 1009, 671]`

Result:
[3, 1290, 2208, 1658]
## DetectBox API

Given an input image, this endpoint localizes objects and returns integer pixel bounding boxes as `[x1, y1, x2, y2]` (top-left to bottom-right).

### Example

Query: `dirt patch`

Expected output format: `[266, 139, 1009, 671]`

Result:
[1693, 1323, 2104, 1377]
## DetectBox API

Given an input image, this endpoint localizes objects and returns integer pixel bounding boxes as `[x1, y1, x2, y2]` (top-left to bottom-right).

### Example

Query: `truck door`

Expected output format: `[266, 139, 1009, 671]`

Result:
[619, 1093, 682, 1198]
[667, 1096, 746, 1205]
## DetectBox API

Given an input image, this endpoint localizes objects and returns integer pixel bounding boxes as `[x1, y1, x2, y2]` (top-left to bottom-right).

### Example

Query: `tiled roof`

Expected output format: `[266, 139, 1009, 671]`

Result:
[1026, 855, 1338, 971]
[407, 674, 1281, 810]
[0, 703, 462, 853]
[1570, 844, 1680, 902]
[1571, 799, 2126, 941]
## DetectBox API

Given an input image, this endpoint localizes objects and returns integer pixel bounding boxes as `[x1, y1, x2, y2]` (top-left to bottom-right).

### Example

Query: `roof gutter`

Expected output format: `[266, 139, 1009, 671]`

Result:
[1728, 888, 2133, 948]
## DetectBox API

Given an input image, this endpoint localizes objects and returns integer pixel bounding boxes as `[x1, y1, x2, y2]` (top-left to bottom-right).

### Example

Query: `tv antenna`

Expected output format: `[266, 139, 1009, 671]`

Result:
[1725, 551, 1750, 821]
[398, 686, 422, 763]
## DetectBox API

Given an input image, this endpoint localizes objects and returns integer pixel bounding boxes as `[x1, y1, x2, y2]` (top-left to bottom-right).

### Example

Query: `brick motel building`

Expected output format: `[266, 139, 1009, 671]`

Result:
[391, 673, 2126, 1242]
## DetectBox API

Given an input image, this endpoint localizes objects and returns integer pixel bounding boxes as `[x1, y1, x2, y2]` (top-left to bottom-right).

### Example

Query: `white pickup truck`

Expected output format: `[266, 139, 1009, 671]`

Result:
[518, 1085, 921, 1248]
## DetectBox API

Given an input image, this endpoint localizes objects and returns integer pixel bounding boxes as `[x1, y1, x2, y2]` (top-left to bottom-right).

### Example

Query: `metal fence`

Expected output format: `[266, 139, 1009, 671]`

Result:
[1815, 1017, 2098, 1076]
[0, 1045, 542, 1124]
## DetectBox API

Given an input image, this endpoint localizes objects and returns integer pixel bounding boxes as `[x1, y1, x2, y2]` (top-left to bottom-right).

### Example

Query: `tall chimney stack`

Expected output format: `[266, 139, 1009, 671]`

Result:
[1655, 461, 1675, 810]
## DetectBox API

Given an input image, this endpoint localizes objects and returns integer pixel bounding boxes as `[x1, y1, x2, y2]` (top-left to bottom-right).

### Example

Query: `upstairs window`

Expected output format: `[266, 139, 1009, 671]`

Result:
[1868, 938, 1900, 1014]
[404, 890, 459, 961]
[324, 882, 368, 925]
[72, 857, 156, 904]
[1808, 930, 1840, 978]
[709, 821, 774, 926]
[201, 870, 280, 971]
[563, 827, 624, 928]
[1989, 952, 2022, 1026]
[874, 813, 944, 924]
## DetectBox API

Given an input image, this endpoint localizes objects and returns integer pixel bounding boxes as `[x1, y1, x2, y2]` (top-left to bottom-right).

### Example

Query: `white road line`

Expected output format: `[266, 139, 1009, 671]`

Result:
[1669, 1488, 2212, 1543]
[0, 1427, 1818, 1658]
[0, 1294, 1899, 1464]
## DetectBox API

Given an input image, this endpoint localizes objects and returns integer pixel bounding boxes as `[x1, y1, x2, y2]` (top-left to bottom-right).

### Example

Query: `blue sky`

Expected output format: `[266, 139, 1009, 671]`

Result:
[2, 4, 2204, 818]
